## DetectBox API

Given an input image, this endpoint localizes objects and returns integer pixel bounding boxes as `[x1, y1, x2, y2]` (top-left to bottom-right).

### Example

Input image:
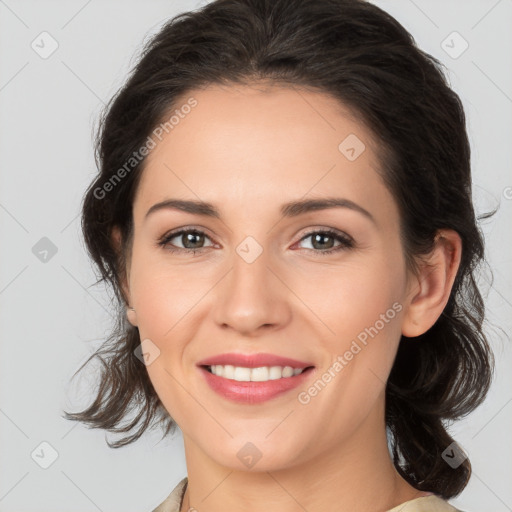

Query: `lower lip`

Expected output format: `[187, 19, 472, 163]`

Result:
[198, 366, 315, 404]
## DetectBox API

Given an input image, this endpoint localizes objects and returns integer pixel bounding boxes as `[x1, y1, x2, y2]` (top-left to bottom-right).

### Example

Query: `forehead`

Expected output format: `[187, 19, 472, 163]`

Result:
[133, 83, 395, 223]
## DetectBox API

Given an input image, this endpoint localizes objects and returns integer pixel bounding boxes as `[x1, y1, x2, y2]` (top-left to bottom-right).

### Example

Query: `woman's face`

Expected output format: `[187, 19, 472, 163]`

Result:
[123, 83, 416, 470]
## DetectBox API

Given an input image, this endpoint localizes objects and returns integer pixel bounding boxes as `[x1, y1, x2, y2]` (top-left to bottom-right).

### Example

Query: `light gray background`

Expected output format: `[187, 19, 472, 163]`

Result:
[0, 1, 511, 511]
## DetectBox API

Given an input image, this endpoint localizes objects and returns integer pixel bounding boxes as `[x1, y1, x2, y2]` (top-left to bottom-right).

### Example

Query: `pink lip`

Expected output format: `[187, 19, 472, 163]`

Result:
[198, 366, 315, 404]
[196, 352, 314, 369]
[196, 352, 316, 404]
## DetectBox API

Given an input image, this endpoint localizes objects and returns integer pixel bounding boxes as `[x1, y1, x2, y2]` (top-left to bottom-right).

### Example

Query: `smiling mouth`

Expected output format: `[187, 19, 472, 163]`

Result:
[201, 364, 315, 382]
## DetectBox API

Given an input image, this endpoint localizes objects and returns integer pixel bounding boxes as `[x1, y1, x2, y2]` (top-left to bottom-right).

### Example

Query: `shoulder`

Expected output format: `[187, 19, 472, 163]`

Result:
[151, 477, 188, 512]
[386, 494, 468, 512]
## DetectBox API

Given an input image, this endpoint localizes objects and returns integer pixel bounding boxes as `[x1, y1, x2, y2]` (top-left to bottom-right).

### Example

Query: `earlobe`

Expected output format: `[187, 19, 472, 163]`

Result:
[401, 229, 462, 338]
[126, 306, 138, 327]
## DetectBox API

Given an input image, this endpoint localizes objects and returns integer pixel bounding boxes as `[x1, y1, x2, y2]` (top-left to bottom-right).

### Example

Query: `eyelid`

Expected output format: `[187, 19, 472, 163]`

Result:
[293, 227, 355, 254]
[158, 226, 351, 243]
[158, 226, 216, 248]
[158, 225, 355, 257]
[297, 226, 353, 243]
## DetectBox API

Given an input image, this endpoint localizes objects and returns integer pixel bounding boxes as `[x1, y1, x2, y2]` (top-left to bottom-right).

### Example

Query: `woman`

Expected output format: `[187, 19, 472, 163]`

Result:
[64, 0, 495, 510]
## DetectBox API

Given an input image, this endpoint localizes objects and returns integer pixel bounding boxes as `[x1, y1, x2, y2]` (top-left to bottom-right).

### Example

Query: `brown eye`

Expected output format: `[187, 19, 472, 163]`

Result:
[297, 229, 354, 255]
[158, 229, 213, 253]
[178, 231, 206, 249]
[311, 232, 336, 250]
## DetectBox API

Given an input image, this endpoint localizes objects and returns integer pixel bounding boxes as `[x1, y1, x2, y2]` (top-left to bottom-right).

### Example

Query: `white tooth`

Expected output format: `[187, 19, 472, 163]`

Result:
[223, 364, 235, 379]
[234, 366, 252, 382]
[269, 366, 283, 380]
[210, 364, 306, 381]
[282, 366, 293, 378]
[250, 366, 270, 382]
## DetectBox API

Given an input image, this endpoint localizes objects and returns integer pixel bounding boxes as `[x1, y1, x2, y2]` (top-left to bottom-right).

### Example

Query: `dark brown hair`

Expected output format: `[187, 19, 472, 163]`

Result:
[63, 0, 495, 499]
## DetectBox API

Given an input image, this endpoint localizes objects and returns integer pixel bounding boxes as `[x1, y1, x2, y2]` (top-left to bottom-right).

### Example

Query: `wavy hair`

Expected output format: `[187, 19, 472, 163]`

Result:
[63, 0, 495, 499]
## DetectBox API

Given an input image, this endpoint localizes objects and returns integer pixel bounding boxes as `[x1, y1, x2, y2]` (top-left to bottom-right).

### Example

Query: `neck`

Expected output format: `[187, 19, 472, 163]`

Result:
[179, 394, 427, 512]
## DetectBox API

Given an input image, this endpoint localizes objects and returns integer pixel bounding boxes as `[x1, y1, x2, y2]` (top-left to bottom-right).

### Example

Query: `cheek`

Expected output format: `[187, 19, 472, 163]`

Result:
[291, 255, 406, 337]
[300, 265, 405, 432]
[128, 250, 208, 402]
[294, 256, 407, 398]
[129, 253, 203, 340]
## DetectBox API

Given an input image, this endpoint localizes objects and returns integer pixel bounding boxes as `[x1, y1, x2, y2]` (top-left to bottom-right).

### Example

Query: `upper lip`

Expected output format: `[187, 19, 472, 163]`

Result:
[197, 352, 314, 369]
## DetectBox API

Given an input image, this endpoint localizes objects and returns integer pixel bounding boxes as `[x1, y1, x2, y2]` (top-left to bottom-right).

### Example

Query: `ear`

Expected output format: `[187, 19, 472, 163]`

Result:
[111, 225, 137, 327]
[401, 229, 462, 338]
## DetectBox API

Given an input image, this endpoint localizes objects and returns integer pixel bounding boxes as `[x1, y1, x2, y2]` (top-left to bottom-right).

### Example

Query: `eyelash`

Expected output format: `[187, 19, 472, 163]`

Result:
[157, 227, 355, 256]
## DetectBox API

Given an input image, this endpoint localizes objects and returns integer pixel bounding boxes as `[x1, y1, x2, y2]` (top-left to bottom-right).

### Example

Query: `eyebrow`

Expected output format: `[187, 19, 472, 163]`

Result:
[145, 197, 375, 224]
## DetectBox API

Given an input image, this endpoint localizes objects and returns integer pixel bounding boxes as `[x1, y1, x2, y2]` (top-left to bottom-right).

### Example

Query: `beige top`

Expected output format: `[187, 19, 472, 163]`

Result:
[152, 477, 466, 512]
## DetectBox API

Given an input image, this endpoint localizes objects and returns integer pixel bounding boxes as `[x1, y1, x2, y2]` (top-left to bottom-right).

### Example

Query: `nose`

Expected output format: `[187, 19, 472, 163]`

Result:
[212, 247, 292, 336]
